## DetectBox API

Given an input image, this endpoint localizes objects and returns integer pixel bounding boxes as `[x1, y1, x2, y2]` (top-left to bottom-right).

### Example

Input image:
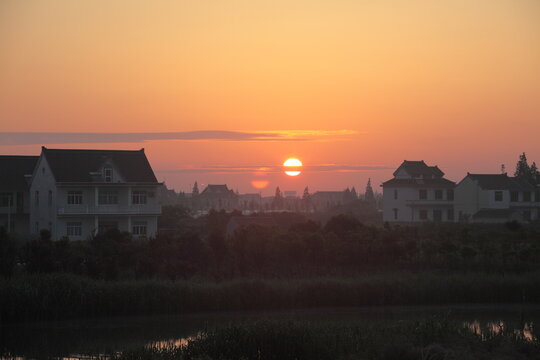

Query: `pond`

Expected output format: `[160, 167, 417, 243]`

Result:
[1, 304, 539, 359]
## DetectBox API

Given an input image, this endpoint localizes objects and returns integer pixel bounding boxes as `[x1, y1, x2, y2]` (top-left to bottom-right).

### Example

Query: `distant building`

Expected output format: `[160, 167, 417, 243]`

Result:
[311, 191, 344, 211]
[0, 156, 39, 233]
[382, 160, 455, 222]
[455, 173, 539, 223]
[199, 184, 238, 211]
[238, 193, 262, 211]
[30, 147, 162, 240]
[311, 189, 356, 211]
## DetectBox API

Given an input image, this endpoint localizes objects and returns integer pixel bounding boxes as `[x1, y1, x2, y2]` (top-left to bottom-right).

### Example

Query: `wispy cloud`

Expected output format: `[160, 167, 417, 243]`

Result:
[0, 130, 358, 146]
[156, 164, 390, 174]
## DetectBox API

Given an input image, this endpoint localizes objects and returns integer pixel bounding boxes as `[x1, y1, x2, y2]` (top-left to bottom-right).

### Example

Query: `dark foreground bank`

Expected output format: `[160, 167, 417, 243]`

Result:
[2, 272, 540, 322]
[115, 318, 540, 360]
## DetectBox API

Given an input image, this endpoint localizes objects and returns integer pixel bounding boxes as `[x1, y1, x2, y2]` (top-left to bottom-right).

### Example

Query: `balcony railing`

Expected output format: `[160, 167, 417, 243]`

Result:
[58, 204, 161, 215]
[405, 199, 453, 207]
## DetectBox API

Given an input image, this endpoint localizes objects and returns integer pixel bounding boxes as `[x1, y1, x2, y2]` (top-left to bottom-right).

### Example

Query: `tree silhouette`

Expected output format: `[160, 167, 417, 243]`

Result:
[272, 187, 284, 210]
[514, 153, 539, 185]
[365, 178, 375, 202]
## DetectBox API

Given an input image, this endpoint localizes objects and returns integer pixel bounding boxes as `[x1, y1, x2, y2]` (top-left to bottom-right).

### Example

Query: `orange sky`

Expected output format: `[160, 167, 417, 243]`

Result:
[1, 0, 539, 194]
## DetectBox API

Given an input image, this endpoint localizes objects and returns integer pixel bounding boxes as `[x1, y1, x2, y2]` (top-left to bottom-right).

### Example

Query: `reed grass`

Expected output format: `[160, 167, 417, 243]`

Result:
[2, 272, 540, 322]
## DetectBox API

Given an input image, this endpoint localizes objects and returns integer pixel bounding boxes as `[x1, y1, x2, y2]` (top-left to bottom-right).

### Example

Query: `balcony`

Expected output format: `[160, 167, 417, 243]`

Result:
[405, 199, 453, 207]
[58, 204, 161, 215]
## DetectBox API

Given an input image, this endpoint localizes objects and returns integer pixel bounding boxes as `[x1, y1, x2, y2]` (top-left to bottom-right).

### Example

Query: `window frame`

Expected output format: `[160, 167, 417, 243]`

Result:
[67, 222, 82, 236]
[132, 221, 147, 236]
[419, 189, 427, 200]
[98, 190, 118, 205]
[132, 191, 147, 205]
[67, 191, 83, 205]
[494, 191, 503, 202]
[104, 167, 113, 182]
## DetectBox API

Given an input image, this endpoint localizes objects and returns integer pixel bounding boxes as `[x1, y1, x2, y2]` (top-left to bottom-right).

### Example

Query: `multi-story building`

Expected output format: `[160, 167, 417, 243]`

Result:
[0, 156, 39, 233]
[382, 160, 455, 222]
[454, 173, 539, 223]
[30, 147, 162, 239]
[198, 184, 239, 211]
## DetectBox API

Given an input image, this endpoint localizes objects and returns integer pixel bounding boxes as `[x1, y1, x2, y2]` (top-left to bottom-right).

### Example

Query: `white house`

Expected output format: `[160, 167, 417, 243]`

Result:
[454, 173, 539, 223]
[30, 147, 162, 240]
[0, 156, 39, 233]
[382, 160, 455, 222]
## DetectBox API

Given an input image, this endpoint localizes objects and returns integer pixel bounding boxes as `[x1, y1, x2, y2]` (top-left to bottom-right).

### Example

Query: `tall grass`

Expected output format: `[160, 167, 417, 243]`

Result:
[116, 318, 540, 360]
[2, 272, 540, 322]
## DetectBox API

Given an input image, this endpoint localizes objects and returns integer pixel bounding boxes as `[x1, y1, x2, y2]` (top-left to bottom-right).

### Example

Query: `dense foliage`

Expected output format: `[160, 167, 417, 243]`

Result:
[1, 209, 540, 280]
[2, 272, 540, 322]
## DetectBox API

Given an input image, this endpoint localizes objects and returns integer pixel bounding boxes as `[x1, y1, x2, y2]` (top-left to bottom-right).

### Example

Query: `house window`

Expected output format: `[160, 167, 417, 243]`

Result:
[98, 190, 118, 205]
[35, 191, 39, 206]
[393, 208, 398, 220]
[447, 209, 454, 221]
[535, 191, 540, 203]
[433, 210, 442, 222]
[419, 189, 427, 200]
[435, 190, 443, 200]
[394, 189, 398, 200]
[494, 191, 503, 202]
[67, 191, 83, 205]
[48, 190, 53, 207]
[132, 191, 147, 204]
[510, 191, 519, 202]
[67, 222, 82, 236]
[447, 190, 454, 201]
[523, 192, 531, 202]
[419, 210, 428, 220]
[523, 210, 531, 221]
[104, 167, 113, 182]
[0, 193, 13, 207]
[132, 221, 147, 236]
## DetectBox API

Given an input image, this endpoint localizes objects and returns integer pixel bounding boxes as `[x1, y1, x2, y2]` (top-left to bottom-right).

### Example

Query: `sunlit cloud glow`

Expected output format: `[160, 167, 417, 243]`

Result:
[0, 130, 359, 146]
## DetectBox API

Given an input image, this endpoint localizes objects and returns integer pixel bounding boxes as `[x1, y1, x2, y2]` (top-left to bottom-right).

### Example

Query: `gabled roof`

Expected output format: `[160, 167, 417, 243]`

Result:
[0, 156, 39, 191]
[200, 184, 236, 196]
[382, 178, 455, 188]
[42, 147, 158, 183]
[393, 160, 444, 178]
[465, 174, 534, 191]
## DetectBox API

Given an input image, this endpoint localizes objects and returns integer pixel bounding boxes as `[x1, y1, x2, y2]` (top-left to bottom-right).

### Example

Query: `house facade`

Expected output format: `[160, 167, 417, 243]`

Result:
[454, 173, 539, 223]
[382, 161, 455, 222]
[30, 147, 162, 240]
[0, 156, 39, 233]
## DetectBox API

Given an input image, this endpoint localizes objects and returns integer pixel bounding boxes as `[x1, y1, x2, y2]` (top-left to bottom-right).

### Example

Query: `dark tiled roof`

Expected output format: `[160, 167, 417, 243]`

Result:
[466, 174, 534, 191]
[382, 178, 455, 188]
[200, 184, 236, 196]
[473, 209, 512, 219]
[0, 156, 39, 191]
[393, 160, 444, 178]
[42, 147, 158, 183]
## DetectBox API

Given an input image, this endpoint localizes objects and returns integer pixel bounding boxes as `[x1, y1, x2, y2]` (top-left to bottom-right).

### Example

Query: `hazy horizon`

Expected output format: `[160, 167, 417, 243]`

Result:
[1, 0, 539, 194]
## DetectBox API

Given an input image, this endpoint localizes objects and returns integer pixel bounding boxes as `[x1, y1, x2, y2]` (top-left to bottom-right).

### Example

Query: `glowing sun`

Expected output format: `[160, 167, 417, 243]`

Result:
[283, 158, 302, 176]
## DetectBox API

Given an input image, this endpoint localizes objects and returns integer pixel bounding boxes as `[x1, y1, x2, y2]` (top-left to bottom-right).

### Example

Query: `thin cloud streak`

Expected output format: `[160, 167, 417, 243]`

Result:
[156, 164, 391, 174]
[0, 130, 358, 146]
